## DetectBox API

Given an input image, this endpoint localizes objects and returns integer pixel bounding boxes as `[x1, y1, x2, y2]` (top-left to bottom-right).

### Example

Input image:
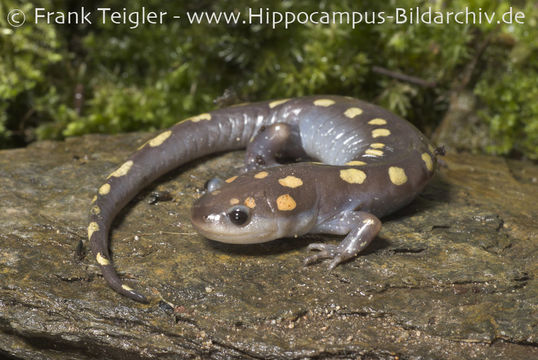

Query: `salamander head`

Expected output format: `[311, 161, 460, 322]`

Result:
[191, 169, 318, 244]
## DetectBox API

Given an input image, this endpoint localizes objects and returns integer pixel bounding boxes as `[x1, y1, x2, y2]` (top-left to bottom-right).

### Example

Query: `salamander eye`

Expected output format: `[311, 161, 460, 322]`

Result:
[227, 205, 250, 226]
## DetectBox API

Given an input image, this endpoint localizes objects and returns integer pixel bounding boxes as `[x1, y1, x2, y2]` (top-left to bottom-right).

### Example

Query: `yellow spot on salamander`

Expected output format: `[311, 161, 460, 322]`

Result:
[344, 107, 363, 118]
[244, 197, 256, 208]
[107, 160, 134, 179]
[372, 128, 391, 138]
[99, 183, 111, 195]
[254, 171, 268, 179]
[188, 113, 212, 122]
[278, 175, 303, 188]
[211, 190, 221, 195]
[230, 198, 239, 205]
[422, 153, 433, 171]
[269, 99, 290, 108]
[149, 130, 172, 147]
[365, 149, 384, 156]
[368, 118, 387, 125]
[388, 166, 408, 185]
[370, 143, 385, 149]
[91, 195, 97, 204]
[88, 222, 100, 239]
[276, 194, 297, 211]
[96, 252, 110, 266]
[90, 205, 101, 215]
[345, 160, 367, 166]
[340, 168, 367, 184]
[428, 144, 435, 154]
[225, 176, 238, 183]
[313, 99, 335, 107]
[122, 284, 133, 291]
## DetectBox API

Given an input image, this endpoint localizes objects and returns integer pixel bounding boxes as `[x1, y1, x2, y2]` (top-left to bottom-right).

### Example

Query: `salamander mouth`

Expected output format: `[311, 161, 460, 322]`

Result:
[192, 224, 276, 244]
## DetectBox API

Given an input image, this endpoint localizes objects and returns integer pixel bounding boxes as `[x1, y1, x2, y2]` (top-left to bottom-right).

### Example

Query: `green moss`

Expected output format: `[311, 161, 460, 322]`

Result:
[473, 2, 538, 159]
[1, 0, 537, 159]
[0, 0, 63, 147]
[475, 69, 538, 159]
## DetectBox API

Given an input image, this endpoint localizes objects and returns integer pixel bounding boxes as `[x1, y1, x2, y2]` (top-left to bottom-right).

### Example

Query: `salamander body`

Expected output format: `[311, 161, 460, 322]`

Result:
[87, 95, 438, 303]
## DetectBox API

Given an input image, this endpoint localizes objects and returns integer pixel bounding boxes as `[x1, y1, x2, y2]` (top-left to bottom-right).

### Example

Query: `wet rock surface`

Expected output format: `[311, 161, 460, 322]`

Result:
[0, 133, 536, 359]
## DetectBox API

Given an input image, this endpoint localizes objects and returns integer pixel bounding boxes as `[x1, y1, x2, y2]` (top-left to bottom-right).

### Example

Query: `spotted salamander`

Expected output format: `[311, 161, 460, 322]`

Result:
[87, 95, 438, 303]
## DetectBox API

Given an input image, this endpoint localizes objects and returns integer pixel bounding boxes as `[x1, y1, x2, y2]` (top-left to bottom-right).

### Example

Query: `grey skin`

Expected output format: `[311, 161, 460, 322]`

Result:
[87, 95, 437, 303]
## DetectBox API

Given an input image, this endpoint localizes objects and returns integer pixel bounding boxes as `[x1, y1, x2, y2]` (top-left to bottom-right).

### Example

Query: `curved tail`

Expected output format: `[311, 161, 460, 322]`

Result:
[87, 106, 267, 302]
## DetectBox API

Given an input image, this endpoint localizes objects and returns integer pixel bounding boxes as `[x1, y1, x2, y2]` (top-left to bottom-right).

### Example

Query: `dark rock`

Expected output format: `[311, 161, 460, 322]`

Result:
[0, 133, 536, 359]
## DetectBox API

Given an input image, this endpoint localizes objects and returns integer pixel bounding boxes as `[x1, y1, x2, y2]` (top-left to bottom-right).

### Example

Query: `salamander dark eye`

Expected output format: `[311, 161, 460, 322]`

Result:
[227, 205, 250, 226]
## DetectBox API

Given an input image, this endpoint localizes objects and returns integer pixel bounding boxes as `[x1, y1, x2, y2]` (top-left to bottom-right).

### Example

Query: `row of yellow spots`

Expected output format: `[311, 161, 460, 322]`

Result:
[92, 159, 135, 217]
[90, 227, 133, 290]
[87, 221, 110, 267]
[274, 175, 301, 210]
[338, 164, 408, 186]
[91, 158, 134, 222]
[365, 114, 390, 159]
[138, 98, 391, 160]
[341, 108, 402, 186]
[362, 112, 388, 160]
[229, 196, 256, 209]
[308, 98, 392, 156]
[364, 142, 386, 157]
[342, 155, 433, 186]
[140, 98, 396, 160]
[225, 172, 304, 212]
[88, 159, 139, 241]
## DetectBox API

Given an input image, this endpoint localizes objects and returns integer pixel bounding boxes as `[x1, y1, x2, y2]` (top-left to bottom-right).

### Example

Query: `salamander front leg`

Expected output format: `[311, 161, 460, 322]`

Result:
[304, 211, 381, 270]
[243, 123, 308, 172]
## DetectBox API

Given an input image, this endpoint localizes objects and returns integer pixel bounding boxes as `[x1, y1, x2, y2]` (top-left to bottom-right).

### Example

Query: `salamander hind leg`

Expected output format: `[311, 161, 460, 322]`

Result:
[244, 123, 308, 172]
[304, 211, 381, 270]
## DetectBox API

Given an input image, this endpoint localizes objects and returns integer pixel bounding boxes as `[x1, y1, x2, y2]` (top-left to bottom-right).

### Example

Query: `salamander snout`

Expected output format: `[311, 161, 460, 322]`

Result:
[190, 183, 278, 244]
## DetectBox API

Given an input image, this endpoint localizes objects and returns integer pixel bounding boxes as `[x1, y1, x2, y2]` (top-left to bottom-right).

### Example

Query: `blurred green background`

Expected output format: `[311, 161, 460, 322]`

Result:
[1, 0, 536, 159]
